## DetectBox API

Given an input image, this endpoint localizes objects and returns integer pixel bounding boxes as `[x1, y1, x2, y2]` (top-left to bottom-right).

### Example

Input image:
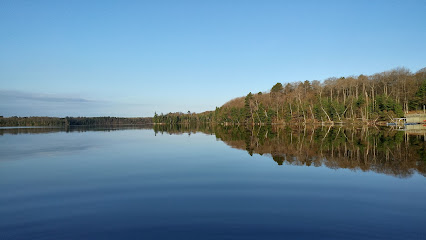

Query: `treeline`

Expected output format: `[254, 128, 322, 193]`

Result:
[65, 117, 152, 126]
[0, 116, 152, 127]
[0, 116, 66, 127]
[153, 111, 214, 125]
[154, 124, 426, 178]
[154, 67, 426, 124]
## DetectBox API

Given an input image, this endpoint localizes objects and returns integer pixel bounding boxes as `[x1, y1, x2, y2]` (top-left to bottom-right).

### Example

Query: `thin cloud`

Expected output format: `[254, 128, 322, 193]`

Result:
[0, 89, 155, 117]
[0, 90, 94, 103]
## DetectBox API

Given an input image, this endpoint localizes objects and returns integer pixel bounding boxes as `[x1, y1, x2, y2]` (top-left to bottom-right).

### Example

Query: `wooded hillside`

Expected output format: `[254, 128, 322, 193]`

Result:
[154, 67, 426, 125]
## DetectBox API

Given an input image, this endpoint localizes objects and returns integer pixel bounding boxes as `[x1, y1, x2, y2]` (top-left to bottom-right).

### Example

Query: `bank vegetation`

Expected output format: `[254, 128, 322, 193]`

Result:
[154, 67, 426, 125]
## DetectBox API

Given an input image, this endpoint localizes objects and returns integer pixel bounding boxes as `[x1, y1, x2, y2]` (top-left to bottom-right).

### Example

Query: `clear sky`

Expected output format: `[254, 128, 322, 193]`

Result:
[1, 0, 425, 117]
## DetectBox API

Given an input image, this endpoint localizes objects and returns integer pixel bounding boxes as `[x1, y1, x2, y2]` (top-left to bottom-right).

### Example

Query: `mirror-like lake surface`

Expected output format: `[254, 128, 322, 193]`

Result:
[1, 125, 425, 240]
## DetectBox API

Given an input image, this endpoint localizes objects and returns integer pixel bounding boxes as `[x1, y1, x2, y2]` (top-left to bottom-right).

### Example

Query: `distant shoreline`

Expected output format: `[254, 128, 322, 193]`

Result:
[0, 116, 153, 127]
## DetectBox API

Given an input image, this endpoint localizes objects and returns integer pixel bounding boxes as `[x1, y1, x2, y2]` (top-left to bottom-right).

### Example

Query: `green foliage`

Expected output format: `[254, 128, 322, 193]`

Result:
[409, 79, 426, 110]
[267, 109, 275, 124]
[271, 82, 283, 93]
[313, 103, 325, 121]
[244, 92, 253, 123]
[374, 94, 404, 118]
[356, 97, 365, 107]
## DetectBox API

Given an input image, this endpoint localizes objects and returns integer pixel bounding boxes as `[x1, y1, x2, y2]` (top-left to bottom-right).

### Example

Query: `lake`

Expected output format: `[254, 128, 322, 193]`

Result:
[0, 125, 425, 240]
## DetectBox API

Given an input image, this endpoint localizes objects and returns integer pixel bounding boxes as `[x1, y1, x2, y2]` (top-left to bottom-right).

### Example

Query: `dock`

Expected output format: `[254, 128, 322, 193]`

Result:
[405, 114, 426, 124]
[387, 114, 426, 126]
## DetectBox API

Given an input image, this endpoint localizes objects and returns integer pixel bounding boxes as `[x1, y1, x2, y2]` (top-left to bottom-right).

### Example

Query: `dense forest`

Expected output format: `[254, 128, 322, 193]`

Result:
[154, 67, 426, 125]
[154, 124, 426, 178]
[0, 116, 152, 127]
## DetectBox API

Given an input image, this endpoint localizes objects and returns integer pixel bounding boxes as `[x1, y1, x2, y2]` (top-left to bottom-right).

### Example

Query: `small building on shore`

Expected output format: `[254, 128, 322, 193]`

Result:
[387, 114, 426, 126]
[405, 114, 426, 124]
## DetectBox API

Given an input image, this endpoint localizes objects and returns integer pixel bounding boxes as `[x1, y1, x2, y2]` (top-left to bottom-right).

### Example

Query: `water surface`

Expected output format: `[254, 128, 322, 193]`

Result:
[0, 125, 425, 240]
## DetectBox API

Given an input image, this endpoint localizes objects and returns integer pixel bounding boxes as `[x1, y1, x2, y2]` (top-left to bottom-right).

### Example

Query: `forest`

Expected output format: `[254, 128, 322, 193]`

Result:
[0, 116, 152, 127]
[154, 67, 426, 125]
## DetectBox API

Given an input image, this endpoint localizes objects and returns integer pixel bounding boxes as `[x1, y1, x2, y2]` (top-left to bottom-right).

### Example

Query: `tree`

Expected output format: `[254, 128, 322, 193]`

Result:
[244, 92, 254, 124]
[271, 82, 283, 93]
[409, 79, 426, 110]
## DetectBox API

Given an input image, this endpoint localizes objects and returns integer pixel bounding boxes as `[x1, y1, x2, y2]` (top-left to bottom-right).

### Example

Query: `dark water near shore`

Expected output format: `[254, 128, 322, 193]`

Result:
[1, 125, 425, 240]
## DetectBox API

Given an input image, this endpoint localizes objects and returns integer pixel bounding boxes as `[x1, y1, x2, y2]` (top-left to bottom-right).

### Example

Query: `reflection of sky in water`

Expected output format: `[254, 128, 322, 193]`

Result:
[0, 127, 153, 160]
[0, 132, 99, 161]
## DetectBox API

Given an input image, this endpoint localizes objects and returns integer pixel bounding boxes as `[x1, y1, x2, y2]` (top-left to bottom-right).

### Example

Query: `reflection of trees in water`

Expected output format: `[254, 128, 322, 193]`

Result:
[3, 124, 423, 178]
[153, 124, 215, 136]
[0, 125, 153, 135]
[0, 127, 64, 135]
[155, 124, 426, 178]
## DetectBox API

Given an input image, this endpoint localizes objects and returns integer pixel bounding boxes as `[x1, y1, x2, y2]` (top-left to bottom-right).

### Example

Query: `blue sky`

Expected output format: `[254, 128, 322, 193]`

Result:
[1, 0, 425, 117]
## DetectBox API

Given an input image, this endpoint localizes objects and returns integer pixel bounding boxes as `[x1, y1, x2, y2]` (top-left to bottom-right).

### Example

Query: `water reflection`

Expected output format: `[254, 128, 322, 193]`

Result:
[1, 124, 424, 178]
[154, 124, 426, 178]
[0, 126, 154, 161]
[0, 125, 153, 135]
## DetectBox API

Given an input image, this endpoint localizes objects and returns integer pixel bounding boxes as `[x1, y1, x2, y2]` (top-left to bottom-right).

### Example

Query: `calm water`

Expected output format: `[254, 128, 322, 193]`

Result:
[0, 126, 425, 240]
